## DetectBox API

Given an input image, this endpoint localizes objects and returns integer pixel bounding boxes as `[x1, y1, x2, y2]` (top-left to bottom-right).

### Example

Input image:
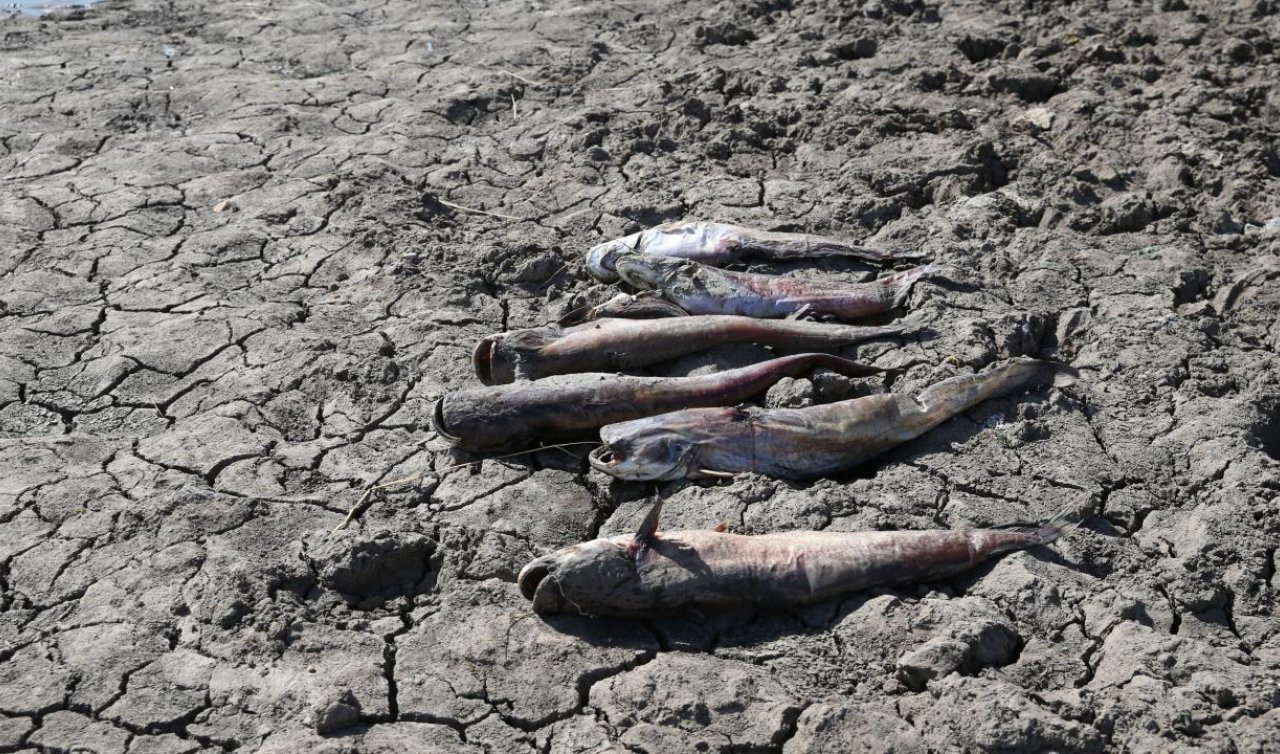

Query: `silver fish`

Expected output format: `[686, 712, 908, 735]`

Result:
[472, 315, 906, 385]
[615, 254, 939, 320]
[518, 501, 1076, 616]
[590, 358, 1077, 481]
[586, 221, 922, 283]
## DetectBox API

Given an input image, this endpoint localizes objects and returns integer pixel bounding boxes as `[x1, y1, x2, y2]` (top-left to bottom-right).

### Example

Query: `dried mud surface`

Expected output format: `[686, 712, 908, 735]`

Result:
[3, 0, 1279, 751]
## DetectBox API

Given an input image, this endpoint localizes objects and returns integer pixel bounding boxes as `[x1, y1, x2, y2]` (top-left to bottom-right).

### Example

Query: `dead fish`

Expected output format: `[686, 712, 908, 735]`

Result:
[434, 353, 883, 450]
[586, 221, 922, 283]
[473, 315, 906, 385]
[518, 500, 1076, 615]
[557, 292, 689, 326]
[590, 357, 1077, 481]
[615, 254, 939, 320]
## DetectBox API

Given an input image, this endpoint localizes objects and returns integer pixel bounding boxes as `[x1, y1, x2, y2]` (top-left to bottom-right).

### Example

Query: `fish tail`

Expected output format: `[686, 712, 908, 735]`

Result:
[883, 264, 944, 309]
[774, 319, 907, 349]
[981, 497, 1087, 558]
[700, 353, 877, 400]
[751, 227, 934, 266]
[789, 353, 885, 378]
[916, 357, 1076, 425]
[1025, 503, 1082, 545]
[1048, 362, 1080, 389]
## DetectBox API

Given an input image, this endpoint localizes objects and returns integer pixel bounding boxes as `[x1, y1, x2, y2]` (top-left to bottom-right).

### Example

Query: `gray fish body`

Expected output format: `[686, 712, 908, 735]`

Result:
[433, 353, 881, 450]
[586, 221, 911, 283]
[519, 520, 1067, 616]
[472, 315, 904, 385]
[591, 358, 1076, 480]
[558, 292, 688, 326]
[615, 254, 937, 320]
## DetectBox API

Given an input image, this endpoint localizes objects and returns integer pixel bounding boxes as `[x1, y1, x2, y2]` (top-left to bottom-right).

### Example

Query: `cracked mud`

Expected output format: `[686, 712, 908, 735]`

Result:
[2, 0, 1279, 751]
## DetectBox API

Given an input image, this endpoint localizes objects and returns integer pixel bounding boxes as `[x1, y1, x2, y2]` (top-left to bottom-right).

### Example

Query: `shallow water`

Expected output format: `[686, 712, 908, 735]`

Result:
[4, 0, 94, 15]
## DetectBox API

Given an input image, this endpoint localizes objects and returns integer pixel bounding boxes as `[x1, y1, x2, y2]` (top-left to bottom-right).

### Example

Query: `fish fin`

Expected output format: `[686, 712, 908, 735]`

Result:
[557, 304, 593, 326]
[632, 499, 664, 561]
[712, 521, 728, 533]
[1050, 363, 1081, 389]
[1001, 357, 1081, 390]
[785, 303, 816, 320]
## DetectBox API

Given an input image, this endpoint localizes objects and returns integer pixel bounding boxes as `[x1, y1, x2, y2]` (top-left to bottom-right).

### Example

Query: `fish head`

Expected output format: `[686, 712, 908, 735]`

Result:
[590, 412, 729, 481]
[589, 436, 697, 481]
[472, 330, 540, 385]
[517, 537, 643, 614]
[585, 232, 642, 282]
[614, 254, 692, 291]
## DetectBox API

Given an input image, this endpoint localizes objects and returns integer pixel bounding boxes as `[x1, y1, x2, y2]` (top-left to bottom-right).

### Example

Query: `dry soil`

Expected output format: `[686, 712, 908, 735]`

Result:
[2, 0, 1279, 752]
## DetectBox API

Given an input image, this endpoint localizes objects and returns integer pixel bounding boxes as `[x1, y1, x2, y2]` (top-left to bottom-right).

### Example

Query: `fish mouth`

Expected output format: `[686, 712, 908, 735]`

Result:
[589, 444, 673, 481]
[472, 336, 498, 385]
[430, 398, 462, 445]
[518, 558, 570, 612]
[517, 559, 550, 600]
[588, 445, 622, 474]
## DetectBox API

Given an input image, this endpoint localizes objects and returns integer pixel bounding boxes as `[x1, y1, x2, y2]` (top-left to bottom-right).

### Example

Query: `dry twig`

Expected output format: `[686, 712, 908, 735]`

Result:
[330, 442, 599, 535]
[497, 68, 548, 87]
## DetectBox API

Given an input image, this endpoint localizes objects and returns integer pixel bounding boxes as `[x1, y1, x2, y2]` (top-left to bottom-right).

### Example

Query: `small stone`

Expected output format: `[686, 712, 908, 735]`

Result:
[1101, 193, 1153, 233]
[765, 376, 814, 408]
[828, 36, 877, 60]
[311, 688, 362, 734]
[897, 637, 969, 691]
[1224, 39, 1254, 62]
[895, 620, 1021, 690]
[1018, 106, 1054, 131]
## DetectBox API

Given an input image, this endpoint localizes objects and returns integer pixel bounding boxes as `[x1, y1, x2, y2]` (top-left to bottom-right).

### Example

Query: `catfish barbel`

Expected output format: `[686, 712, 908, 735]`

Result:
[434, 353, 882, 450]
[472, 316, 906, 385]
[615, 254, 939, 320]
[585, 221, 922, 283]
[518, 501, 1076, 616]
[590, 358, 1077, 481]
